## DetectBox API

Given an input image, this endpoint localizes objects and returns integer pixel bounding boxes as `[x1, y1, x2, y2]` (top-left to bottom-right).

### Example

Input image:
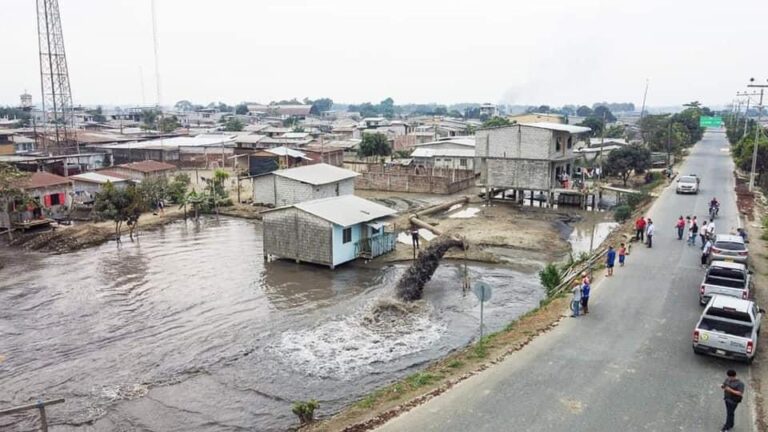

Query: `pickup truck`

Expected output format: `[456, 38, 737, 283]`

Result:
[693, 296, 764, 363]
[699, 261, 751, 305]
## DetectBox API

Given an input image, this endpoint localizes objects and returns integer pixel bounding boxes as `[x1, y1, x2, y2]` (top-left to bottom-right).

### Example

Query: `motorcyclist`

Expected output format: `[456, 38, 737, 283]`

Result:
[709, 197, 720, 216]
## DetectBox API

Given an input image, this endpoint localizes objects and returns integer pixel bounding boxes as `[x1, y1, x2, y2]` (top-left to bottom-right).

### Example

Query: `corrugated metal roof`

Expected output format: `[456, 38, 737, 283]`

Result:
[71, 172, 130, 184]
[294, 195, 397, 227]
[414, 137, 475, 148]
[265, 146, 311, 160]
[411, 148, 476, 158]
[107, 134, 236, 149]
[19, 172, 70, 190]
[117, 160, 177, 173]
[273, 163, 358, 185]
[521, 122, 591, 134]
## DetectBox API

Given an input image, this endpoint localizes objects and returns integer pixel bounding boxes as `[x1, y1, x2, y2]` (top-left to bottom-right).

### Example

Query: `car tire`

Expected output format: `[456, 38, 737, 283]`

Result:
[746, 356, 754, 365]
[693, 347, 704, 356]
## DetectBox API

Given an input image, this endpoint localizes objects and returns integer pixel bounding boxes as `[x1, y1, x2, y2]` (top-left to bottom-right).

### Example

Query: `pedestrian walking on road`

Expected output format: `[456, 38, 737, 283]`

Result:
[580, 279, 591, 314]
[675, 215, 685, 240]
[618, 243, 626, 266]
[720, 369, 745, 432]
[688, 216, 698, 246]
[646, 219, 655, 248]
[570, 282, 582, 317]
[702, 238, 713, 268]
[635, 216, 646, 242]
[700, 220, 708, 249]
[606, 245, 616, 276]
[410, 227, 420, 249]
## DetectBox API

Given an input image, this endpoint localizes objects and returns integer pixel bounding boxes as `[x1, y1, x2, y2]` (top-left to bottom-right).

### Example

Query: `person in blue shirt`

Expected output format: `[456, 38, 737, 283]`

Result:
[605, 245, 616, 276]
[580, 280, 591, 314]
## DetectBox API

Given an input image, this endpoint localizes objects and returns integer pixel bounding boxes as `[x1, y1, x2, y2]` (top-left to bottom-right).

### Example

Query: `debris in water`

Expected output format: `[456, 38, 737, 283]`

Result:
[395, 236, 467, 302]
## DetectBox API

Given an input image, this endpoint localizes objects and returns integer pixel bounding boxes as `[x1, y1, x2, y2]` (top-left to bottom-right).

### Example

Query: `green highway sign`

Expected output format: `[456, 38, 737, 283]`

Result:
[699, 116, 723, 128]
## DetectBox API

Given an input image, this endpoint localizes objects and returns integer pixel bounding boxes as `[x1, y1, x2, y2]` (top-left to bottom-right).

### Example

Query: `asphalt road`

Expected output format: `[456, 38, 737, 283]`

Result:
[378, 130, 757, 432]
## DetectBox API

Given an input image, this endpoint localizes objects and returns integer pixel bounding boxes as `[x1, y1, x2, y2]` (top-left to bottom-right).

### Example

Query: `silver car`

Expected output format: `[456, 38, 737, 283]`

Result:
[693, 295, 764, 363]
[710, 234, 749, 264]
[676, 175, 699, 194]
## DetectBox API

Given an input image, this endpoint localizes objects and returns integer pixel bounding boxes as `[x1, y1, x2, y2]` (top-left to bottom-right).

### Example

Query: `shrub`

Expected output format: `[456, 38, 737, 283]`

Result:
[539, 263, 562, 296]
[406, 372, 442, 388]
[626, 192, 649, 210]
[292, 400, 319, 425]
[614, 205, 632, 223]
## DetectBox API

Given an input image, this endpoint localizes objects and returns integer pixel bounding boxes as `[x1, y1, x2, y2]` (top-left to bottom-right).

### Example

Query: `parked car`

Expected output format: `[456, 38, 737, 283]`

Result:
[693, 296, 764, 363]
[676, 175, 699, 194]
[710, 234, 749, 264]
[699, 261, 751, 305]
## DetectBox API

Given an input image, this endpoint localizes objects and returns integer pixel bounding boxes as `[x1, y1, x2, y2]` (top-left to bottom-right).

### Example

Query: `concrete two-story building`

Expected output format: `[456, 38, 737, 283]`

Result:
[475, 122, 590, 205]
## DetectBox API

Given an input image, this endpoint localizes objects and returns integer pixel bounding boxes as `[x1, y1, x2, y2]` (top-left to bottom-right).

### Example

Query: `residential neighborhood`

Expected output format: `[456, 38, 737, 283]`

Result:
[1, 1, 767, 432]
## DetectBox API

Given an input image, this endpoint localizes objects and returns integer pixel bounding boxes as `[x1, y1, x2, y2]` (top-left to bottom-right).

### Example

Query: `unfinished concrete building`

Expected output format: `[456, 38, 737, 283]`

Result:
[475, 122, 590, 205]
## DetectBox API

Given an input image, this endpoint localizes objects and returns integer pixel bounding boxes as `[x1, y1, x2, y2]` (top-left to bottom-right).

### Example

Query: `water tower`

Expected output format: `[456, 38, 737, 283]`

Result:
[20, 92, 33, 111]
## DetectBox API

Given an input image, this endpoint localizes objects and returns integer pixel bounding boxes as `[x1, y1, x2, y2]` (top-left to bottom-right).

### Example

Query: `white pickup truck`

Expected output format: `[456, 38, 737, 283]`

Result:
[693, 296, 764, 363]
[699, 261, 751, 305]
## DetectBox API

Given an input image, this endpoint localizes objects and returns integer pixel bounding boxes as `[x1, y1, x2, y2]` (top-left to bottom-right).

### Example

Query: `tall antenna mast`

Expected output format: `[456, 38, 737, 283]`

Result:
[639, 78, 649, 120]
[36, 0, 76, 155]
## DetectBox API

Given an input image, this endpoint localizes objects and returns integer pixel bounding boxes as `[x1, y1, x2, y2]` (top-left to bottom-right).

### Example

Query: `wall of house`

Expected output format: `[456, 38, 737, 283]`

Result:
[476, 126, 553, 160]
[355, 168, 476, 194]
[417, 142, 472, 151]
[332, 223, 361, 267]
[266, 176, 354, 207]
[253, 175, 276, 205]
[485, 159, 552, 190]
[415, 156, 474, 171]
[263, 208, 333, 266]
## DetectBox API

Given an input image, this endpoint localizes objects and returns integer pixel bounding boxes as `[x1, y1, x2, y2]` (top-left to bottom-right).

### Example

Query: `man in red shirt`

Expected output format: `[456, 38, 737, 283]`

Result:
[635, 216, 646, 242]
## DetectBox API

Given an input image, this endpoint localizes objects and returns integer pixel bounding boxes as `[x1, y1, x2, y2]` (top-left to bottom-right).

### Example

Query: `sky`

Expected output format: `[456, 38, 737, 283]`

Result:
[3, 0, 767, 109]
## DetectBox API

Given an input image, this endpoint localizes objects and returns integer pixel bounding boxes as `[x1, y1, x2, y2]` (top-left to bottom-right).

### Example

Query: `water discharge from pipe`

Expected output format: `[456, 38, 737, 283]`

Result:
[395, 236, 467, 302]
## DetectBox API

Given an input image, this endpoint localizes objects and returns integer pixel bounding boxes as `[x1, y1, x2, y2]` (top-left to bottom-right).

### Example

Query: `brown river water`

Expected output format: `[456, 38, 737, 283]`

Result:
[0, 217, 546, 431]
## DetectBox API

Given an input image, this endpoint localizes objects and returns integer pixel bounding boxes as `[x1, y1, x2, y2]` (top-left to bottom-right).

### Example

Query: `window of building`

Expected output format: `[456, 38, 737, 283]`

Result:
[555, 137, 562, 152]
[342, 227, 352, 244]
[567, 136, 573, 149]
[49, 193, 61, 206]
[371, 226, 380, 235]
[459, 158, 468, 167]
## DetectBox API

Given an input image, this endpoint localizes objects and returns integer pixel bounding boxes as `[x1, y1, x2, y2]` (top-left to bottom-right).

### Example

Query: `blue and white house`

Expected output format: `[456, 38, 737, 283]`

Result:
[261, 195, 398, 268]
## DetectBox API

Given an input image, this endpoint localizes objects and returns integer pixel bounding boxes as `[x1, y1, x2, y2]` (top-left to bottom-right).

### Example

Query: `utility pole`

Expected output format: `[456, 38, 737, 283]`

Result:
[737, 91, 758, 141]
[747, 78, 767, 191]
[666, 116, 672, 167]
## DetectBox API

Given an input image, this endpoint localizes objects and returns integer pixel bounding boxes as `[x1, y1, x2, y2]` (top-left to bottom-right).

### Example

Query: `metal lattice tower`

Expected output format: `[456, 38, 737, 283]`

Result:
[36, 0, 76, 154]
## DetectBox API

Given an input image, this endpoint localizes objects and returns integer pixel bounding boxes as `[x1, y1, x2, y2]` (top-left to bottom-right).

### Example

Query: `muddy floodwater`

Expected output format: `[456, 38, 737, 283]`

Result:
[0, 217, 545, 431]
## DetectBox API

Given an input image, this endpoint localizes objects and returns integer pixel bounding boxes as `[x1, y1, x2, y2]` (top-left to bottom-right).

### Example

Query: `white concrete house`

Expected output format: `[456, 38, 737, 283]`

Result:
[252, 163, 358, 207]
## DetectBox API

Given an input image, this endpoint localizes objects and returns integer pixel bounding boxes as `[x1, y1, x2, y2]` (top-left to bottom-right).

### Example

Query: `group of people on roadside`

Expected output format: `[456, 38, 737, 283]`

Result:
[570, 272, 591, 317]
[634, 216, 656, 248]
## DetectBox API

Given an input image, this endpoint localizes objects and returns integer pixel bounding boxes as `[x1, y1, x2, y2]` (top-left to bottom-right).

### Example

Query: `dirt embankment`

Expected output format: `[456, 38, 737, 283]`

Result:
[738, 182, 768, 432]
[383, 199, 573, 269]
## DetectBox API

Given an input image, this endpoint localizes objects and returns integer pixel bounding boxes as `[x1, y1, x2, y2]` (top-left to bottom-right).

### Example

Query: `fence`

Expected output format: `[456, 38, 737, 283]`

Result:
[0, 398, 65, 432]
[353, 164, 476, 194]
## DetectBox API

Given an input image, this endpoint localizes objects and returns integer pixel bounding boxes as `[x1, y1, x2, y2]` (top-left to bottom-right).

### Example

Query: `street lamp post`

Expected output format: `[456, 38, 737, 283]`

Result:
[747, 78, 767, 191]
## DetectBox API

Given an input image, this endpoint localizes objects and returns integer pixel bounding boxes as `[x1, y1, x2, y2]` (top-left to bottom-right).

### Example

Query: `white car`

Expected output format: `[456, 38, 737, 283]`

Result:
[676, 175, 699, 194]
[693, 296, 764, 363]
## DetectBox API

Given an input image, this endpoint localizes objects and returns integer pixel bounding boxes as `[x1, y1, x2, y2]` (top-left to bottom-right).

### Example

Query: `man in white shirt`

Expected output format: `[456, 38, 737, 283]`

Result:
[707, 220, 716, 242]
[646, 219, 655, 248]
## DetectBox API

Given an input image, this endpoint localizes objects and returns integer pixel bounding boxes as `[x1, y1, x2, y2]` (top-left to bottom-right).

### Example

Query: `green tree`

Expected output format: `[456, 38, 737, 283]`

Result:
[94, 183, 146, 240]
[604, 124, 625, 139]
[308, 98, 333, 115]
[211, 169, 230, 197]
[174, 100, 194, 111]
[158, 115, 180, 133]
[358, 133, 392, 158]
[140, 109, 159, 130]
[576, 105, 593, 117]
[235, 103, 249, 115]
[538, 263, 562, 296]
[138, 176, 169, 208]
[167, 173, 191, 204]
[603, 145, 651, 186]
[380, 97, 395, 118]
[578, 117, 604, 137]
[87, 106, 107, 123]
[593, 105, 616, 122]
[223, 117, 244, 132]
[482, 116, 511, 128]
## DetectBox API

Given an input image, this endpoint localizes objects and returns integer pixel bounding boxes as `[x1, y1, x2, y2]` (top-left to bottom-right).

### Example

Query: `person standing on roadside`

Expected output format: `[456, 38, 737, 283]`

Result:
[618, 243, 626, 266]
[675, 215, 685, 240]
[570, 282, 582, 317]
[720, 369, 745, 432]
[646, 219, 655, 248]
[580, 279, 591, 315]
[635, 216, 646, 242]
[702, 237, 713, 268]
[707, 219, 716, 242]
[606, 245, 616, 276]
[689, 216, 698, 246]
[700, 220, 708, 249]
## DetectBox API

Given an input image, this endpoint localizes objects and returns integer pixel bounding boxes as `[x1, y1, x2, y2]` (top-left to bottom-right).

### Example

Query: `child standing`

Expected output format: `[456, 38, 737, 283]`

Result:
[606, 245, 616, 276]
[618, 243, 626, 267]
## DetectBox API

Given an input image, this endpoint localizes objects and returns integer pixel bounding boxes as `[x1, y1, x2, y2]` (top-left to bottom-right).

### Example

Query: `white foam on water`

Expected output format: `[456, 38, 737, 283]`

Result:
[272, 301, 444, 380]
[449, 207, 481, 219]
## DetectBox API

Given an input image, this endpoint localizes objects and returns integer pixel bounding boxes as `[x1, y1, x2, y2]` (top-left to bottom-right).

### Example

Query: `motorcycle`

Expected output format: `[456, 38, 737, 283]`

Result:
[709, 204, 719, 220]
